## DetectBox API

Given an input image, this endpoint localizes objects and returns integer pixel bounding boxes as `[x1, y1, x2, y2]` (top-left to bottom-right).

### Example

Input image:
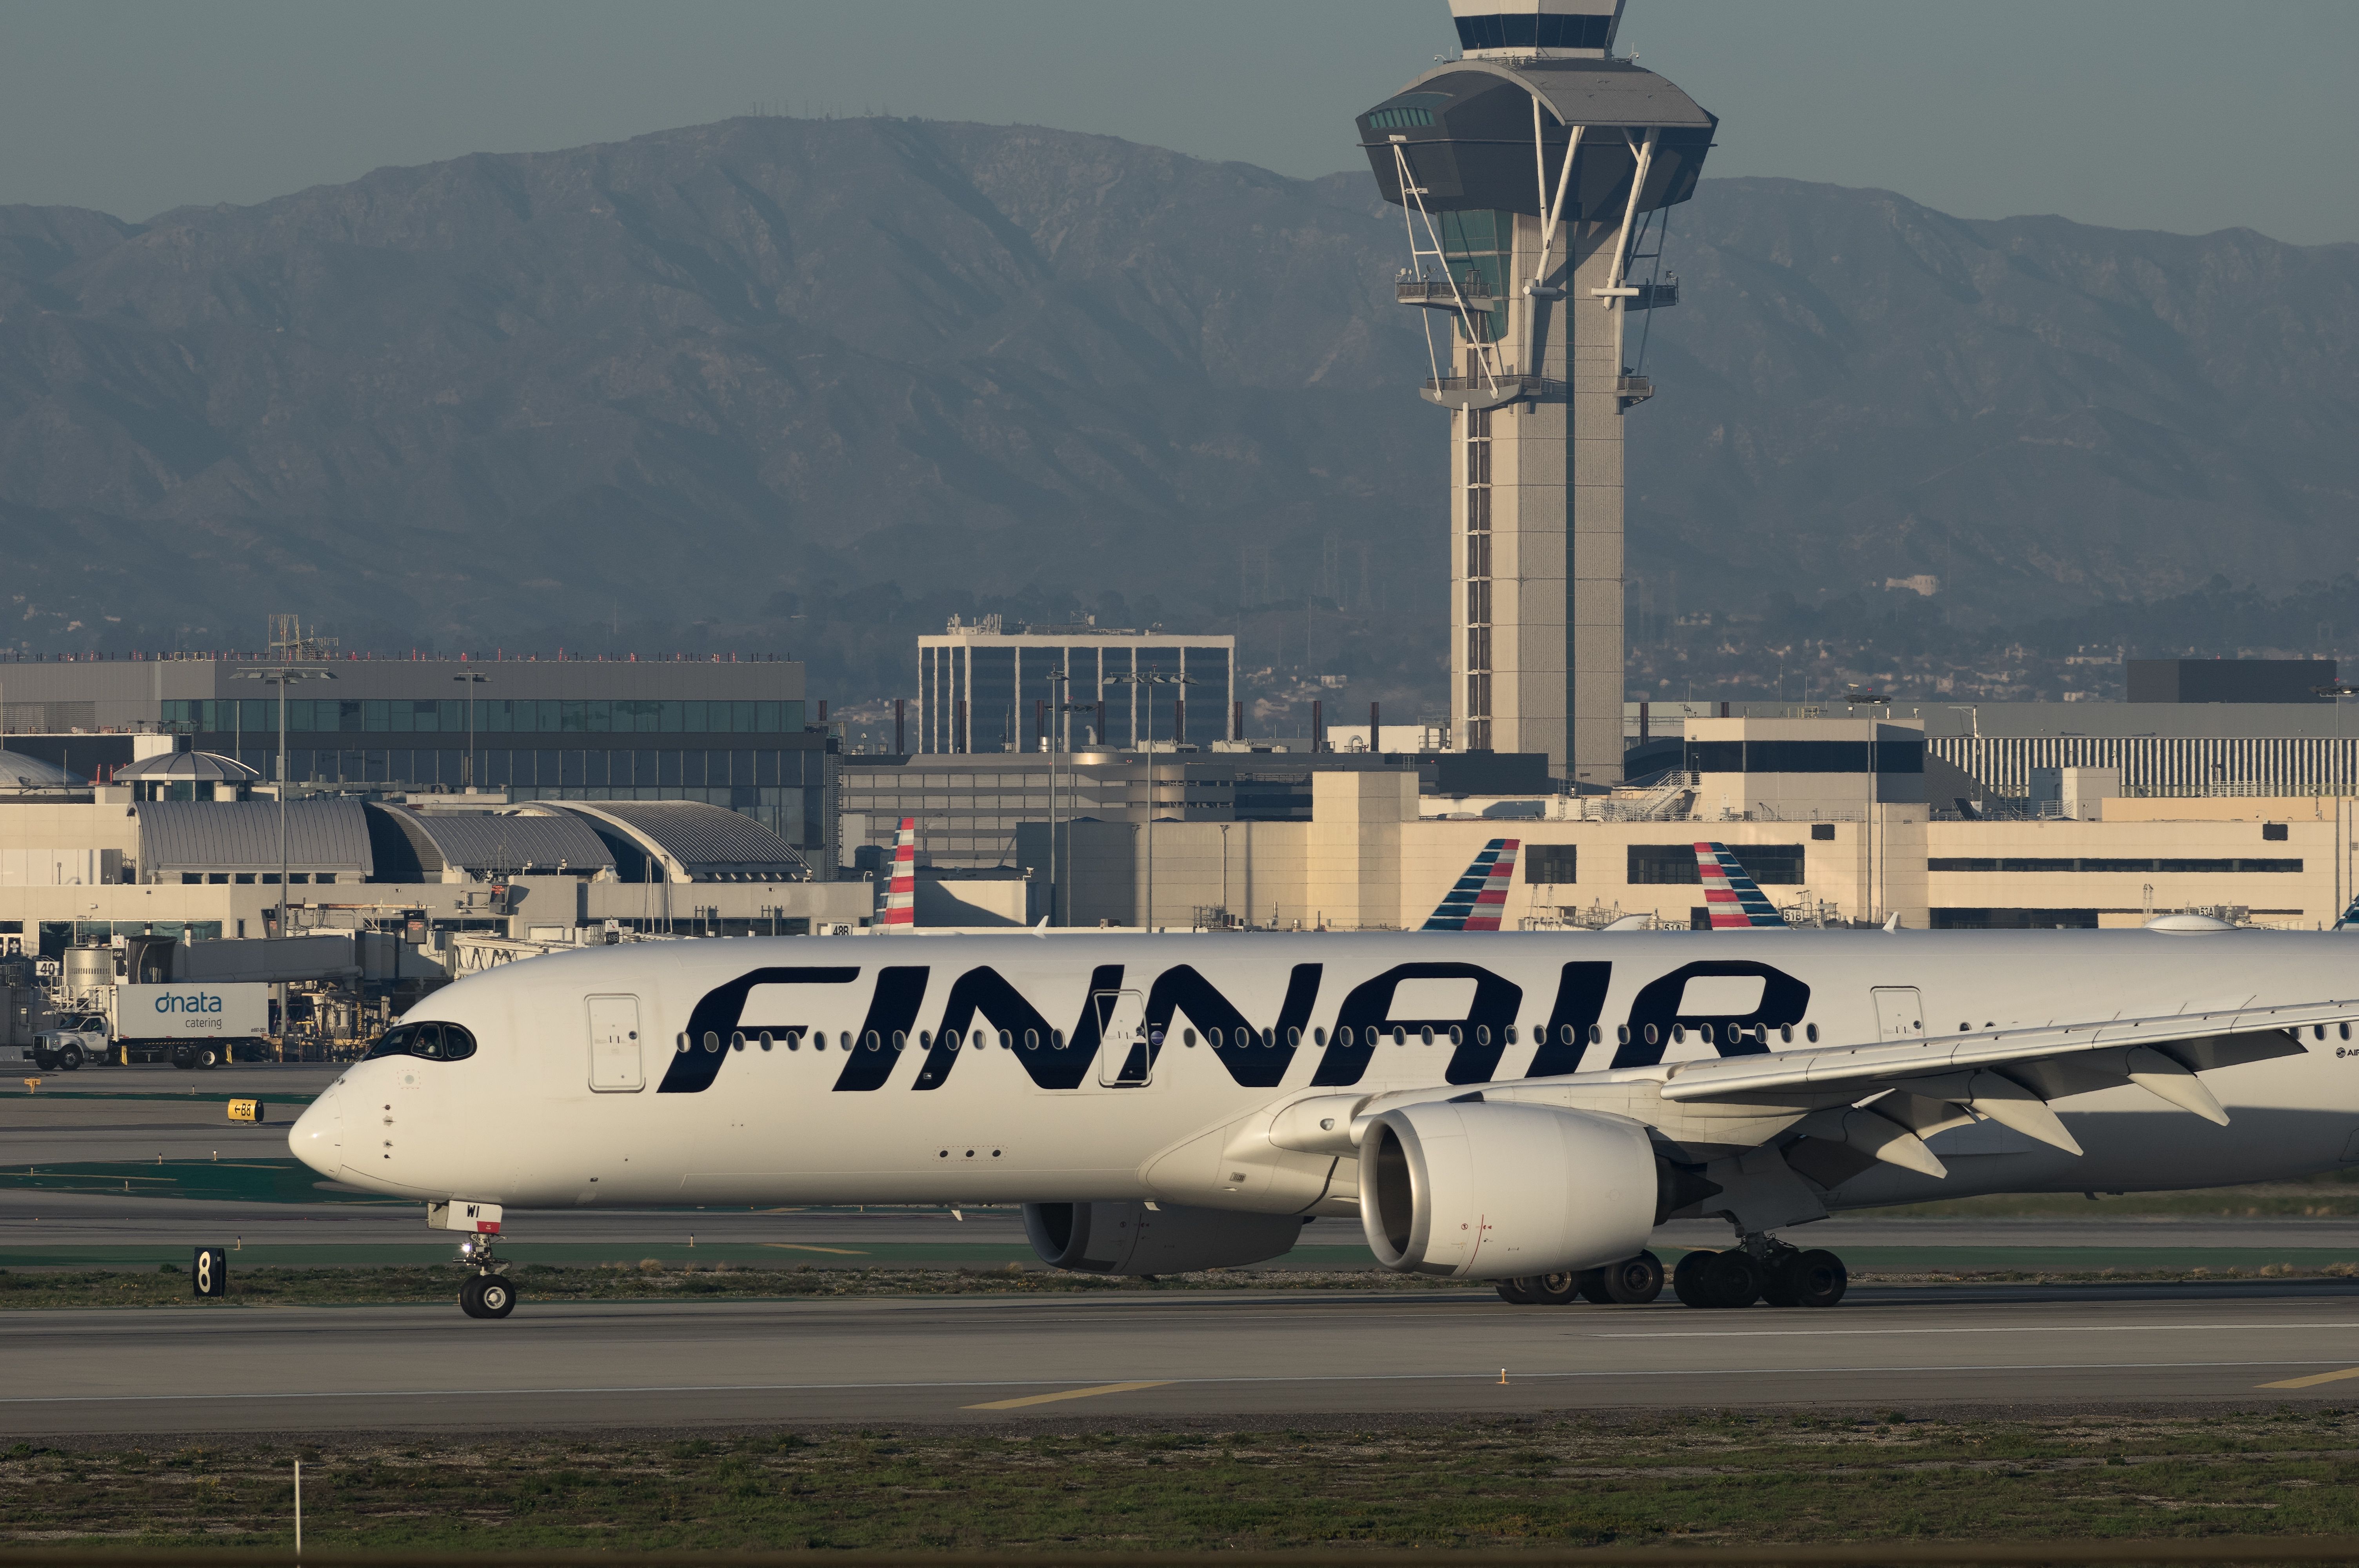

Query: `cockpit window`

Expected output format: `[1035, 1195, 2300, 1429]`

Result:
[367, 1022, 478, 1062]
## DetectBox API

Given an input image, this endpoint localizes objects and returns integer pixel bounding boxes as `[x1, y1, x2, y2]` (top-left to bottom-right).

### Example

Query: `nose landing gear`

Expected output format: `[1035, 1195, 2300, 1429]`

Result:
[456, 1234, 516, 1319]
[460, 1271, 516, 1319]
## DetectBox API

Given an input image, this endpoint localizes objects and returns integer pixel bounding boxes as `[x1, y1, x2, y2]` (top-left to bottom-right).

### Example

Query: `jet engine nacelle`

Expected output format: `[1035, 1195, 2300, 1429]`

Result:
[1022, 1201, 1305, 1276]
[1358, 1100, 1657, 1279]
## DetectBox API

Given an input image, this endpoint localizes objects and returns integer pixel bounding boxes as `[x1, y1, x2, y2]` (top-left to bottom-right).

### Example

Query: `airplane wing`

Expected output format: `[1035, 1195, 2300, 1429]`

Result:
[1617, 997, 2359, 1172]
[1421, 838, 1519, 931]
[1652, 997, 2359, 1107]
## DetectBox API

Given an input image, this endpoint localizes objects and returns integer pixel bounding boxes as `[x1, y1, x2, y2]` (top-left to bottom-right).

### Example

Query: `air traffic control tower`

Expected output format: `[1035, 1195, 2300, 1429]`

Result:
[1356, 0, 1714, 784]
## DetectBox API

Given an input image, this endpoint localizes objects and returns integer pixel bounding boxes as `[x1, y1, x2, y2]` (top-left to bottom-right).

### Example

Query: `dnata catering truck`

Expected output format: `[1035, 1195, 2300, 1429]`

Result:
[113, 983, 271, 1069]
[12, 983, 272, 1071]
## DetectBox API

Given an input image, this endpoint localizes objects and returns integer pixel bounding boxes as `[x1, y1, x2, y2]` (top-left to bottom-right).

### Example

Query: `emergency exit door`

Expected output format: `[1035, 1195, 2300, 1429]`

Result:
[1092, 990, 1153, 1087]
[1870, 987, 1924, 1042]
[588, 995, 644, 1091]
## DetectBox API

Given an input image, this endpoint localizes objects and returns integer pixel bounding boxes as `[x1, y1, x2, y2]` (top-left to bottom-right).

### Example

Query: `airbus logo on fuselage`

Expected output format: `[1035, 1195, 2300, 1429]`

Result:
[654, 959, 1812, 1094]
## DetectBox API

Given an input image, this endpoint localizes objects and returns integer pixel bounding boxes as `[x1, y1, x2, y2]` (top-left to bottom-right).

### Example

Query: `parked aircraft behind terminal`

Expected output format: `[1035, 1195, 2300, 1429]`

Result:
[291, 926, 2359, 1318]
[1692, 842, 1788, 929]
[1421, 838, 1519, 930]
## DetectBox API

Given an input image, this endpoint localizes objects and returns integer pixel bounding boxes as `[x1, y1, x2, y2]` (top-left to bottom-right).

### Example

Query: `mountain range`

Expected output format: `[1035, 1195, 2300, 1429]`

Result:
[1, 114, 2352, 714]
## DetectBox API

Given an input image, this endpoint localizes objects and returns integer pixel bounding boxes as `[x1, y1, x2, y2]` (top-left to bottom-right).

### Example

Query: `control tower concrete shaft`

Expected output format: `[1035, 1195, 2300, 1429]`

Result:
[1356, 0, 1714, 784]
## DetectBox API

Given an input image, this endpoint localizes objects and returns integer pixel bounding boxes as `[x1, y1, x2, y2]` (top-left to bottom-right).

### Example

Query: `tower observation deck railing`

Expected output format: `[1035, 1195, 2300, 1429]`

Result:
[1398, 277, 1503, 310]
[1591, 278, 1680, 310]
[1419, 374, 1564, 410]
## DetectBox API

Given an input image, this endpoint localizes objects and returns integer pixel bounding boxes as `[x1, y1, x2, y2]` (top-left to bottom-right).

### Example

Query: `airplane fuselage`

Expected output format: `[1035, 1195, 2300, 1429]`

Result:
[291, 929, 2359, 1222]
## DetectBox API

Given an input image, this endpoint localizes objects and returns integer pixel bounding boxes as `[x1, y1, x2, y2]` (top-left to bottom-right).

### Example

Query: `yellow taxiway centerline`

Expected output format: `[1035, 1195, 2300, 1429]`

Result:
[762, 1244, 867, 1255]
[2259, 1367, 2359, 1389]
[964, 1381, 1173, 1411]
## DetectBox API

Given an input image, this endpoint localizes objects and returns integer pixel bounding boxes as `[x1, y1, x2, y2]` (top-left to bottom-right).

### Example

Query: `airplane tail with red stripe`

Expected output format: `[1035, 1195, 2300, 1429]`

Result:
[1694, 842, 1788, 929]
[1422, 838, 1519, 931]
[881, 817, 917, 929]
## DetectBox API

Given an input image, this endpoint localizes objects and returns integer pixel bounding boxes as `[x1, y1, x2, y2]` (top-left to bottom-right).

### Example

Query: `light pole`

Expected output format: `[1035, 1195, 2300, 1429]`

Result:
[1108, 670, 1200, 930]
[2316, 682, 2355, 921]
[1844, 689, 1890, 924]
[239, 659, 337, 1067]
[453, 671, 490, 790]
[1044, 661, 1065, 928]
[1054, 683, 1100, 928]
[234, 666, 337, 942]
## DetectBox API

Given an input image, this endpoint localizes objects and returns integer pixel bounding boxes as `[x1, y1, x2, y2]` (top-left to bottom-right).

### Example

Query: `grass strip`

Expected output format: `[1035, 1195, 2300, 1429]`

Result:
[8, 1409, 2359, 1551]
[1876, 1179, 2359, 1218]
[0, 1262, 1481, 1309]
[9, 1258, 2359, 1311]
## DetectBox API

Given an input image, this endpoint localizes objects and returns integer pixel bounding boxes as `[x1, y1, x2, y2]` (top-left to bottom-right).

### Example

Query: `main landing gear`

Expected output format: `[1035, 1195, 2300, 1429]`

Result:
[1496, 1242, 1847, 1310]
[1495, 1251, 1665, 1307]
[1672, 1240, 1847, 1310]
[456, 1235, 516, 1319]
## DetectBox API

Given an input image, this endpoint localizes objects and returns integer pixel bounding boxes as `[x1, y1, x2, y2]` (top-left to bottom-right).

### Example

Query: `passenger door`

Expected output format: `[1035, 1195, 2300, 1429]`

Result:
[1092, 989, 1153, 1087]
[588, 995, 644, 1092]
[1870, 987, 1924, 1042]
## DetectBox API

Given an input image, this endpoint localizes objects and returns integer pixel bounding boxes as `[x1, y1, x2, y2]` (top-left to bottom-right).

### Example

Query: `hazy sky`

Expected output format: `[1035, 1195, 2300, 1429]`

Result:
[4, 0, 2352, 244]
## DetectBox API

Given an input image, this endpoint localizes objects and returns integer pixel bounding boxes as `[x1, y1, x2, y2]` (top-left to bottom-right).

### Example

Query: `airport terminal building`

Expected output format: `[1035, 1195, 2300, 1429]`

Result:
[0, 655, 833, 866]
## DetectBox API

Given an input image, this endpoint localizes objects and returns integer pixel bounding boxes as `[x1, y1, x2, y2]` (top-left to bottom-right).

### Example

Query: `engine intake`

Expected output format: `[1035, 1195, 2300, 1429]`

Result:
[1022, 1201, 1306, 1276]
[1359, 1100, 1657, 1279]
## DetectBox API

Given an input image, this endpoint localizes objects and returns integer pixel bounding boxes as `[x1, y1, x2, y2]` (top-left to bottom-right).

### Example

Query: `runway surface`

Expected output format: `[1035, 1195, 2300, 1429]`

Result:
[0, 1063, 339, 1165]
[5, 1191, 2359, 1257]
[9, 1282, 2359, 1437]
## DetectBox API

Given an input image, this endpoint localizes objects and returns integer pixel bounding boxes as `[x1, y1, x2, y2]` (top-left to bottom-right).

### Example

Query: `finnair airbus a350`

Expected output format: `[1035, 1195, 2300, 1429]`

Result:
[289, 837, 2359, 1319]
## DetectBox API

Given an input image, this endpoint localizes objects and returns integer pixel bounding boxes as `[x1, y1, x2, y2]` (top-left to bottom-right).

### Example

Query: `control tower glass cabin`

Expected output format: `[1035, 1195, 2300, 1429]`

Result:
[1356, 0, 1713, 785]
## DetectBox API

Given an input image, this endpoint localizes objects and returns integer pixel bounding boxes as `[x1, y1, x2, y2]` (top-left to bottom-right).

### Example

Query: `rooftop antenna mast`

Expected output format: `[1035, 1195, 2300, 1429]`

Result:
[268, 614, 336, 662]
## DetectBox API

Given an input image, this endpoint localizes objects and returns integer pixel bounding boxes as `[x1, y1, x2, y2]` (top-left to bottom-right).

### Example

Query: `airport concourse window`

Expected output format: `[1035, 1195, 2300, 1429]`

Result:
[366, 1022, 478, 1062]
[1525, 845, 1577, 884]
[1629, 844, 1804, 886]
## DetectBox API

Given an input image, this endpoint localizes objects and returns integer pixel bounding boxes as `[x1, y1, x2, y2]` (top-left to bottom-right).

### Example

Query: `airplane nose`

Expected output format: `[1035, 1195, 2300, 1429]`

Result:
[288, 1084, 345, 1179]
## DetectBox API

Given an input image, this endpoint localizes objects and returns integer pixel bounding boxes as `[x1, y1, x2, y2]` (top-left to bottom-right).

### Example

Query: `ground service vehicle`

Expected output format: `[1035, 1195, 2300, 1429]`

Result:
[29, 1014, 110, 1071]
[114, 982, 271, 1069]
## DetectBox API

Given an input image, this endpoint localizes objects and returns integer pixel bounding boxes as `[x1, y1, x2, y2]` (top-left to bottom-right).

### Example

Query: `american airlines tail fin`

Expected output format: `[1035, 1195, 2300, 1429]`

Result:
[2337, 896, 2359, 932]
[881, 817, 917, 929]
[1694, 842, 1788, 929]
[1423, 838, 1519, 931]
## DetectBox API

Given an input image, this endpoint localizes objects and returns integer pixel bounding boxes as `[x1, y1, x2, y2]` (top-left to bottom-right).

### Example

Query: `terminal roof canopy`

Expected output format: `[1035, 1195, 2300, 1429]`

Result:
[138, 798, 374, 877]
[543, 800, 809, 884]
[365, 804, 616, 880]
[111, 751, 263, 784]
[1358, 59, 1716, 217]
[0, 749, 80, 787]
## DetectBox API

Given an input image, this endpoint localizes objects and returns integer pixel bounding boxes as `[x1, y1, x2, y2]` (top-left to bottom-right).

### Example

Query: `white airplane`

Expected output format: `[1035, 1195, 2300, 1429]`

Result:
[291, 918, 2359, 1319]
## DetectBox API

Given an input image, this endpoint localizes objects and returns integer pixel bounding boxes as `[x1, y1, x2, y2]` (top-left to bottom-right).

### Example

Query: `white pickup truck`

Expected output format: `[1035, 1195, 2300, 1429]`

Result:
[28, 1013, 110, 1071]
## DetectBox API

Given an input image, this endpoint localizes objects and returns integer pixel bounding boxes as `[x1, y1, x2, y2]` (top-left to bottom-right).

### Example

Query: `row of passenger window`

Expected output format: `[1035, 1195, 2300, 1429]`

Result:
[679, 1020, 1824, 1055]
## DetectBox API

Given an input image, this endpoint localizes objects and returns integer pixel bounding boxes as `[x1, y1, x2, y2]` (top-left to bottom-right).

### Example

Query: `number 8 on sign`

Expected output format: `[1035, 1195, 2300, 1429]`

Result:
[193, 1247, 226, 1299]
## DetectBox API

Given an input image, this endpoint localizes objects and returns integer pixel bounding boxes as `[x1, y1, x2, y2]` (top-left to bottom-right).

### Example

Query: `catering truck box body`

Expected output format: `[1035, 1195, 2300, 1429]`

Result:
[114, 983, 269, 1041]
